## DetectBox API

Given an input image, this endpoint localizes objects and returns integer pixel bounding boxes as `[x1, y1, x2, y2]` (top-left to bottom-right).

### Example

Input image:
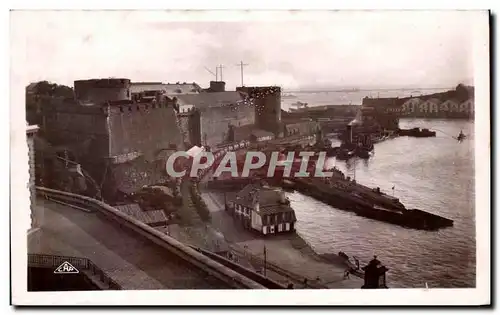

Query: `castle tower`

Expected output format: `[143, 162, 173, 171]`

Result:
[236, 86, 281, 135]
[74, 78, 131, 104]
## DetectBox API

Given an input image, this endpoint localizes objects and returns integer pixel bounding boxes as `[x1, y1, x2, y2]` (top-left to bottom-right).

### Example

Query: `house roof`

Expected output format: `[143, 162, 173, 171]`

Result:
[423, 98, 442, 105]
[130, 82, 202, 95]
[251, 129, 275, 139]
[402, 97, 422, 104]
[233, 184, 295, 216]
[175, 92, 246, 109]
[231, 125, 274, 142]
[115, 203, 168, 225]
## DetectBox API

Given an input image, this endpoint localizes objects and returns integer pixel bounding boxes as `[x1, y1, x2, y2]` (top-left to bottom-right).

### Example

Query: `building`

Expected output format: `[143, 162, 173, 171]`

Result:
[27, 124, 42, 234]
[227, 183, 297, 235]
[360, 97, 401, 131]
[419, 98, 441, 116]
[236, 86, 282, 135]
[130, 82, 202, 97]
[35, 78, 184, 201]
[400, 98, 422, 115]
[427, 98, 440, 114]
[175, 89, 255, 147]
[114, 203, 169, 228]
[284, 120, 320, 137]
[449, 99, 460, 113]
[460, 99, 474, 116]
[74, 78, 132, 104]
[250, 129, 275, 142]
[361, 256, 389, 289]
[439, 99, 454, 113]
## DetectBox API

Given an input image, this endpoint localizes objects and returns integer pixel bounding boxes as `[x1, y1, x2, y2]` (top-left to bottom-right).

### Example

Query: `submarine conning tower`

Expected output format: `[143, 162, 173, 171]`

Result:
[74, 78, 132, 104]
[236, 86, 281, 135]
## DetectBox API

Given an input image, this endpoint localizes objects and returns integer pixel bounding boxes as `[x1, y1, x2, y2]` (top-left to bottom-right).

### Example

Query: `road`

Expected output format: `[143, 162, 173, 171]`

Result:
[199, 189, 364, 289]
[28, 198, 232, 289]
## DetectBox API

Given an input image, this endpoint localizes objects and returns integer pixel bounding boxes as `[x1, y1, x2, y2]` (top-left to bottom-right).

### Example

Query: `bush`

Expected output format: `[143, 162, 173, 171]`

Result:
[189, 182, 211, 222]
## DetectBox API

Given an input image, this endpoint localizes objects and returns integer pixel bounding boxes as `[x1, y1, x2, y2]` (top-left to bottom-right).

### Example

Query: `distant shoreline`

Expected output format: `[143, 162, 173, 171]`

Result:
[283, 87, 454, 93]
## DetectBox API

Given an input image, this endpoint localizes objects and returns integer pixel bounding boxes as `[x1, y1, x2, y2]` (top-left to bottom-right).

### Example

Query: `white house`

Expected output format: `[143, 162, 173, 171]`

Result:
[459, 99, 474, 113]
[227, 183, 297, 235]
[439, 99, 458, 113]
[401, 98, 422, 114]
[418, 101, 429, 113]
[420, 98, 441, 114]
[449, 100, 460, 112]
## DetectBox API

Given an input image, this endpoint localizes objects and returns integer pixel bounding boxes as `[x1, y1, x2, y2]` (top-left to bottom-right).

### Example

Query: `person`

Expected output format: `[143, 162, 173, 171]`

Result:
[344, 269, 350, 279]
[354, 257, 360, 271]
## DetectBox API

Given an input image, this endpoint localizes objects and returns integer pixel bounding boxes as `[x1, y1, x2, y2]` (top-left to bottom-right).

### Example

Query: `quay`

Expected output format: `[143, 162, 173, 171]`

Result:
[198, 183, 365, 289]
[290, 177, 453, 230]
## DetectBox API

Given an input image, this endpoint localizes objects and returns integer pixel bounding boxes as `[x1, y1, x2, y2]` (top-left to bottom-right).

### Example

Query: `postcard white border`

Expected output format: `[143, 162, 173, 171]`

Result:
[8, 3, 491, 306]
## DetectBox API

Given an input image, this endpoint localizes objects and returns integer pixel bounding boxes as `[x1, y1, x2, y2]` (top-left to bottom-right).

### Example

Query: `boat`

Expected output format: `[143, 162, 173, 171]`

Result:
[456, 130, 466, 142]
[398, 128, 436, 138]
[281, 93, 298, 99]
[289, 101, 308, 112]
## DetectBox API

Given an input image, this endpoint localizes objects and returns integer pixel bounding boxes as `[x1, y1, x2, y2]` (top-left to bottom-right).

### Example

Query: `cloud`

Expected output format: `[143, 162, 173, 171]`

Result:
[11, 10, 481, 90]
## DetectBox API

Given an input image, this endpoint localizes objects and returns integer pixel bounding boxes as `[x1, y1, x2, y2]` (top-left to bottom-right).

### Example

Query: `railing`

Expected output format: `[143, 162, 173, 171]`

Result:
[229, 245, 327, 289]
[28, 253, 122, 290]
[36, 186, 267, 289]
[191, 246, 286, 289]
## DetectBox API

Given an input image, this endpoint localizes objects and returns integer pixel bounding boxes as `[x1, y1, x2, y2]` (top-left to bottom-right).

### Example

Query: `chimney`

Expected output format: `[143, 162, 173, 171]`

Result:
[209, 81, 226, 92]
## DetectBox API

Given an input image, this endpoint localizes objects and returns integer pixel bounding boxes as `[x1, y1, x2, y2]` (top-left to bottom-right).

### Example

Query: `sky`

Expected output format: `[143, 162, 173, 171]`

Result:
[10, 10, 483, 91]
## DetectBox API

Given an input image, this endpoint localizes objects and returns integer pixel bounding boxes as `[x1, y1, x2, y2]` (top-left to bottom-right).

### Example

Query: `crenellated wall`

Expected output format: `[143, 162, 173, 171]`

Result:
[107, 97, 183, 161]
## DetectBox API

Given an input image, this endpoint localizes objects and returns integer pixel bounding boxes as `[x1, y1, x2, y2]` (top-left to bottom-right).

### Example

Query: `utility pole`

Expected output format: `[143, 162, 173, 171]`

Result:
[236, 61, 249, 87]
[204, 66, 218, 82]
[263, 244, 267, 276]
[218, 64, 225, 82]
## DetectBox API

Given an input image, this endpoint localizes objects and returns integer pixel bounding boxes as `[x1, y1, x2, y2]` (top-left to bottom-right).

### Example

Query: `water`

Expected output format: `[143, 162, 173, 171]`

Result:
[286, 117, 475, 288]
[281, 88, 451, 111]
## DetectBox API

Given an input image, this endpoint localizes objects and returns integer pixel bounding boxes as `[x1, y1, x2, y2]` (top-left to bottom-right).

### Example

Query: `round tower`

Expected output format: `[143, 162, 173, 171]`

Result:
[237, 86, 281, 134]
[74, 78, 131, 104]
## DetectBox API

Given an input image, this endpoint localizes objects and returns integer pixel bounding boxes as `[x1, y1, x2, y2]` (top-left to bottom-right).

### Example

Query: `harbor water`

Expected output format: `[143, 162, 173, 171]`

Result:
[281, 88, 451, 110]
[287, 118, 475, 288]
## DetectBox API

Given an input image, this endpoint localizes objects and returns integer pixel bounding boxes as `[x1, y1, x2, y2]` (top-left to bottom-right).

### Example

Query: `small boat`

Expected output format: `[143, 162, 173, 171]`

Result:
[336, 149, 355, 160]
[455, 130, 466, 142]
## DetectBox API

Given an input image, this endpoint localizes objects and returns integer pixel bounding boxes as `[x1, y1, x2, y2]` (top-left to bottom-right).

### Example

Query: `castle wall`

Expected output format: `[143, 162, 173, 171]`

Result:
[107, 97, 183, 161]
[41, 101, 110, 159]
[27, 125, 42, 232]
[178, 110, 202, 147]
[199, 104, 255, 147]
